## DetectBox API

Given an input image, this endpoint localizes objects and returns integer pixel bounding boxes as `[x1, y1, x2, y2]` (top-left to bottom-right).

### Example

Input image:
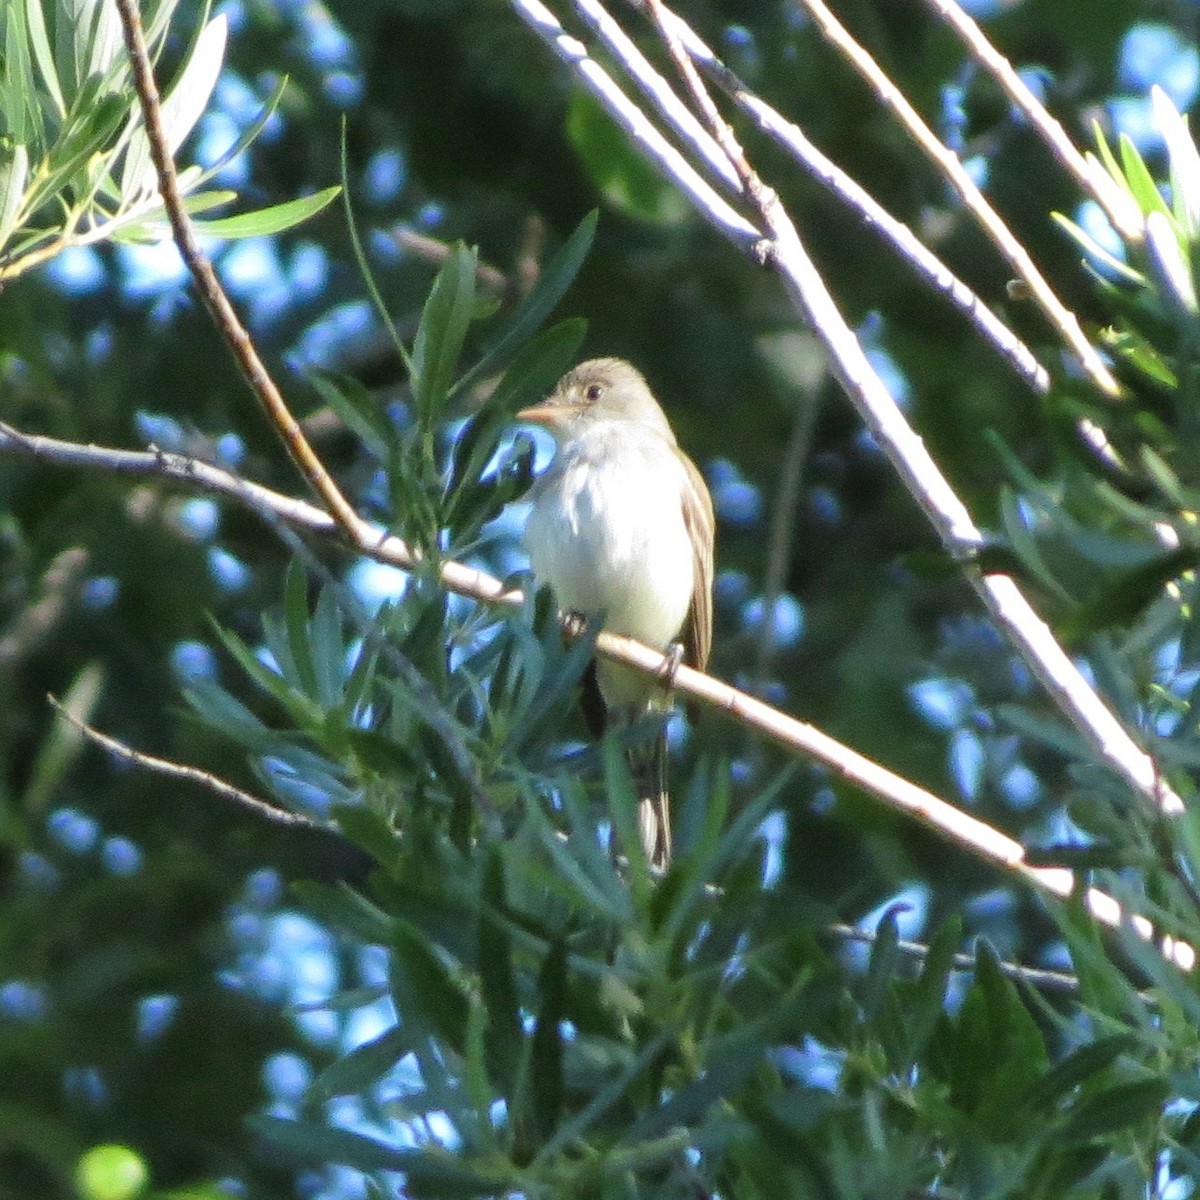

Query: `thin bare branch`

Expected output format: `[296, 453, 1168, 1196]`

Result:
[509, 0, 762, 250]
[793, 0, 1121, 399]
[922, 0, 1141, 242]
[753, 378, 820, 690]
[573, 0, 741, 194]
[4, 419, 1191, 970]
[112, 0, 363, 538]
[48, 696, 327, 830]
[825, 923, 1080, 994]
[391, 227, 510, 293]
[636, 1, 1050, 398]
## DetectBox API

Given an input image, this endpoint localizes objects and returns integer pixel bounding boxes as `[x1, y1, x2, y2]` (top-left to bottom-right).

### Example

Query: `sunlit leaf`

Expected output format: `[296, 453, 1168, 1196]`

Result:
[121, 14, 228, 199]
[189, 187, 341, 238]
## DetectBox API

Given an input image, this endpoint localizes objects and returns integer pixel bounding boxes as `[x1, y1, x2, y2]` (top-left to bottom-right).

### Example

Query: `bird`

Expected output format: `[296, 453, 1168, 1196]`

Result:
[518, 357, 714, 870]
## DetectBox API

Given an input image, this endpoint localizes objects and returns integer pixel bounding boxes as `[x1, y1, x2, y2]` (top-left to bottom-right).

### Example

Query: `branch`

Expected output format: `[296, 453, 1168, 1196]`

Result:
[793, 0, 1122, 399]
[639, 2, 1050, 399]
[921, 0, 1142, 242]
[48, 697, 327, 831]
[0, 546, 90, 667]
[509, 0, 763, 251]
[112, 0, 363, 538]
[825, 923, 1080, 995]
[3, 420, 1192, 971]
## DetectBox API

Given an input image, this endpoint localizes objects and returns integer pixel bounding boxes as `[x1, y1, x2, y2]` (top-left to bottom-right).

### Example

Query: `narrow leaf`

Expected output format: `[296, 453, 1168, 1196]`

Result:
[411, 245, 477, 430]
[191, 187, 341, 238]
[307, 1024, 410, 1101]
[455, 210, 597, 393]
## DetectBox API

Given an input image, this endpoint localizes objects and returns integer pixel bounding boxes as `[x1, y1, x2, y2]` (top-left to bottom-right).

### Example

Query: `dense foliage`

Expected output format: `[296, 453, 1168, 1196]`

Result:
[6, 0, 1200, 1197]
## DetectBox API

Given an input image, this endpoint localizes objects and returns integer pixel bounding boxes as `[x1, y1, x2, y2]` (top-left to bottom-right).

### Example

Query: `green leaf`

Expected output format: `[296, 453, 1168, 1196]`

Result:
[1061, 545, 1198, 638]
[478, 852, 523, 1090]
[567, 91, 689, 226]
[4, 2, 38, 146]
[332, 804, 401, 867]
[530, 939, 567, 1140]
[189, 187, 341, 237]
[904, 914, 961, 1067]
[308, 369, 395, 458]
[291, 880, 396, 944]
[390, 1148, 513, 1198]
[504, 607, 599, 755]
[182, 677, 274, 750]
[311, 585, 346, 711]
[629, 968, 811, 1143]
[411, 244, 477, 431]
[249, 1116, 410, 1171]
[1119, 133, 1171, 220]
[284, 563, 320, 700]
[0, 142, 29, 254]
[949, 939, 1049, 1128]
[188, 74, 289, 191]
[23, 662, 105, 815]
[1052, 212, 1142, 286]
[307, 1025, 410, 1101]
[446, 318, 586, 510]
[25, 0, 64, 118]
[121, 14, 229, 198]
[1021, 1035, 1136, 1115]
[455, 210, 597, 393]
[1060, 1078, 1170, 1143]
[860, 906, 903, 1026]
[390, 915, 472, 1055]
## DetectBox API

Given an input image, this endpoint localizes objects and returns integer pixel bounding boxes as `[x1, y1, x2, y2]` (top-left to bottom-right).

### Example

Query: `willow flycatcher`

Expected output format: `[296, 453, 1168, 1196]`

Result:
[519, 357, 714, 869]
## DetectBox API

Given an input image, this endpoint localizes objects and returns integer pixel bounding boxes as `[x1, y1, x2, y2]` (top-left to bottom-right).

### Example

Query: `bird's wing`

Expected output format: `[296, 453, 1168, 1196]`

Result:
[680, 451, 715, 672]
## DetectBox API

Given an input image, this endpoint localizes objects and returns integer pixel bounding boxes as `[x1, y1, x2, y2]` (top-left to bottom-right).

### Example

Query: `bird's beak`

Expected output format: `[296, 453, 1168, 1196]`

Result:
[516, 401, 563, 425]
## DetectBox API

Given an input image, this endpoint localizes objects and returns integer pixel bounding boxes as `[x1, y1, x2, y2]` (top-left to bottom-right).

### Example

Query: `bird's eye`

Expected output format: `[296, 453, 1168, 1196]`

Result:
[585, 383, 603, 401]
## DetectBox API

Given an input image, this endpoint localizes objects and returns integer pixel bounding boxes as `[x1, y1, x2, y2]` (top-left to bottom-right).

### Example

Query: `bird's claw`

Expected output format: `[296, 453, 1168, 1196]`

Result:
[562, 609, 589, 640]
[660, 640, 685, 690]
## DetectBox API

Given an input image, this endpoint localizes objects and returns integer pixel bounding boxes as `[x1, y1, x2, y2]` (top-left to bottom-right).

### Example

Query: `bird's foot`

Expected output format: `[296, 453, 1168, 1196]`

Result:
[660, 640, 685, 691]
[562, 609, 589, 641]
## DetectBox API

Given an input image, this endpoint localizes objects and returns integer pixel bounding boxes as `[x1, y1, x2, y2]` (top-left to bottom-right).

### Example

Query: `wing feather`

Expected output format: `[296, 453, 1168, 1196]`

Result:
[679, 450, 714, 673]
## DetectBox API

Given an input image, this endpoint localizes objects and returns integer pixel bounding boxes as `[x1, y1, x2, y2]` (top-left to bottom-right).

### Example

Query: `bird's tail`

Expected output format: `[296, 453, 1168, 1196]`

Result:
[629, 725, 671, 871]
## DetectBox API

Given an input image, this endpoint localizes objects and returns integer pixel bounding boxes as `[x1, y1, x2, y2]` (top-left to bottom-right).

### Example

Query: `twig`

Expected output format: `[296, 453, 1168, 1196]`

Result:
[391, 228, 510, 293]
[509, 0, 762, 251]
[48, 696, 326, 830]
[3, 419, 1192, 971]
[921, 0, 1141, 242]
[573, 0, 741, 195]
[793, 0, 1121, 399]
[112, 0, 363, 538]
[753, 379, 820, 690]
[637, 1, 1050, 398]
[825, 923, 1080, 994]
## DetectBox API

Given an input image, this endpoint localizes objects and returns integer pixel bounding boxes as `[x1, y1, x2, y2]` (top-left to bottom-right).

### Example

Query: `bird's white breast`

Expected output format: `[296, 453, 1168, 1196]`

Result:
[523, 420, 695, 653]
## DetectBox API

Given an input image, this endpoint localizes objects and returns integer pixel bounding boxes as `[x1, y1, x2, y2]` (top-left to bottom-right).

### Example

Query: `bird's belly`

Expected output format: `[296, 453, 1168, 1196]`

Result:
[525, 459, 694, 652]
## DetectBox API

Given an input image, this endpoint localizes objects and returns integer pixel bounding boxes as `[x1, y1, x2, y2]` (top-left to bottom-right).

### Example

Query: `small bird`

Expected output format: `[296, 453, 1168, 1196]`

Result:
[519, 357, 714, 869]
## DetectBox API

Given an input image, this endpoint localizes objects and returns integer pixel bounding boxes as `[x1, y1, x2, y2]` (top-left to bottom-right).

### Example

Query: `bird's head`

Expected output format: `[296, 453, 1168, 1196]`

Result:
[517, 357, 674, 442]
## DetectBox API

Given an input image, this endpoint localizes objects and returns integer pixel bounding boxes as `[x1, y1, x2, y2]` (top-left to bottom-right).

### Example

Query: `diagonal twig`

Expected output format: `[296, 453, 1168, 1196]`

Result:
[112, 0, 363, 538]
[48, 696, 327, 830]
[921, 0, 1142, 242]
[637, 0, 1050, 399]
[793, 0, 1121, 399]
